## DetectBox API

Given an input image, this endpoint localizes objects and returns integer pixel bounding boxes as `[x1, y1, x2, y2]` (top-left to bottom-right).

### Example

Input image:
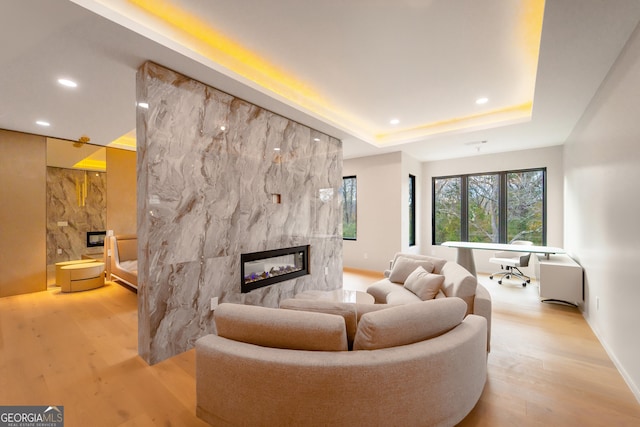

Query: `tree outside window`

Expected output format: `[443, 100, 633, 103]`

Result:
[507, 170, 544, 244]
[342, 176, 357, 240]
[468, 174, 500, 243]
[433, 177, 461, 244]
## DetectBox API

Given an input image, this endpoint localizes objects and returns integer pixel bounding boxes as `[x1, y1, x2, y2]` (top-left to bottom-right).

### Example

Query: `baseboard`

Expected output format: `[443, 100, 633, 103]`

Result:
[343, 267, 384, 277]
[583, 313, 640, 404]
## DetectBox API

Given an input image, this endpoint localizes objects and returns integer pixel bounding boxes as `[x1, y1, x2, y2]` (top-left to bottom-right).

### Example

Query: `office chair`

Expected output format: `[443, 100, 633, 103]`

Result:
[489, 240, 533, 286]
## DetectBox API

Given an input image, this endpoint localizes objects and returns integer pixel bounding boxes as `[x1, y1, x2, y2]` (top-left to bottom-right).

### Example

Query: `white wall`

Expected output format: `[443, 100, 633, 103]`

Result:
[343, 152, 404, 271]
[422, 146, 565, 275]
[343, 151, 423, 271]
[564, 22, 640, 400]
[401, 152, 423, 254]
[344, 146, 563, 275]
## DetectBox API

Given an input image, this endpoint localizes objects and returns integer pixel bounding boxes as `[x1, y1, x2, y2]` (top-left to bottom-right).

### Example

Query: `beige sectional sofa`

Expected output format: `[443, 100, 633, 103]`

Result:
[367, 252, 492, 350]
[196, 296, 488, 426]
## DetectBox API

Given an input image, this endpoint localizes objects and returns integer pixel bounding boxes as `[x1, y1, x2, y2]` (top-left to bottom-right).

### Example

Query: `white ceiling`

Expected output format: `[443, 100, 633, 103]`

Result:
[1, 0, 640, 161]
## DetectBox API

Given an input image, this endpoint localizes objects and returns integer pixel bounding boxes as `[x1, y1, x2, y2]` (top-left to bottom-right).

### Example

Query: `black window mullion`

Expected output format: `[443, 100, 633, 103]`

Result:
[433, 167, 546, 246]
[542, 170, 547, 245]
[461, 176, 469, 241]
[409, 174, 416, 246]
[499, 172, 508, 243]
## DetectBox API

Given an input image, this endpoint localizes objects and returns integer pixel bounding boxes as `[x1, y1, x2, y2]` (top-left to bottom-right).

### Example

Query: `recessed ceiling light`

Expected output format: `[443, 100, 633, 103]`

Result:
[36, 120, 50, 127]
[475, 97, 489, 105]
[57, 78, 77, 88]
[390, 118, 400, 125]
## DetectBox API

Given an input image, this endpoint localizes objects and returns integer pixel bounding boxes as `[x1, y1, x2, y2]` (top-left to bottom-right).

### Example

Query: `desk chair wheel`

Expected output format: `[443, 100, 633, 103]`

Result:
[522, 282, 527, 287]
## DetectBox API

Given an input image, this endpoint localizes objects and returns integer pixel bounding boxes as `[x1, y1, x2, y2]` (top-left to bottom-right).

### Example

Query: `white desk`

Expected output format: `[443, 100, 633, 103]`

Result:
[441, 241, 565, 277]
[535, 254, 583, 306]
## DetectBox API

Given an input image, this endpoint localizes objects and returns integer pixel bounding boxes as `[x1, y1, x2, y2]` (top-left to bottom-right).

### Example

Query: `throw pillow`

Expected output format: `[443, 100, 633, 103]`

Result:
[279, 298, 357, 345]
[388, 256, 435, 284]
[353, 297, 467, 350]
[440, 262, 478, 316]
[403, 266, 444, 300]
[215, 303, 348, 351]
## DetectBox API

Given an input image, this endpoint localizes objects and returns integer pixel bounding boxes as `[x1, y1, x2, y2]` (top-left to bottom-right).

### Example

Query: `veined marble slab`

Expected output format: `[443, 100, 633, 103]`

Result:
[46, 167, 106, 265]
[137, 62, 343, 364]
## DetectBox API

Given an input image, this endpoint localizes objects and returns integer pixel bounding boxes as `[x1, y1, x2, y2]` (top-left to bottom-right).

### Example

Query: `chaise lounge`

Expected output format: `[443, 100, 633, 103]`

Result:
[106, 234, 138, 289]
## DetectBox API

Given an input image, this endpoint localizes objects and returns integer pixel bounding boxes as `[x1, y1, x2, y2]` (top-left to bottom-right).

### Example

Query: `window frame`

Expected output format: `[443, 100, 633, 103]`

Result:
[409, 174, 416, 246]
[342, 175, 357, 241]
[432, 167, 546, 245]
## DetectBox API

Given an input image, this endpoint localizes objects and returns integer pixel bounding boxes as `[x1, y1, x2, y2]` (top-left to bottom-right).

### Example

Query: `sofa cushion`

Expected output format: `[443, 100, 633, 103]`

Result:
[366, 280, 402, 303]
[386, 288, 422, 304]
[388, 256, 435, 284]
[403, 266, 444, 300]
[354, 302, 398, 322]
[353, 297, 467, 350]
[440, 262, 478, 316]
[114, 235, 137, 262]
[279, 298, 357, 345]
[214, 303, 348, 351]
[392, 253, 448, 274]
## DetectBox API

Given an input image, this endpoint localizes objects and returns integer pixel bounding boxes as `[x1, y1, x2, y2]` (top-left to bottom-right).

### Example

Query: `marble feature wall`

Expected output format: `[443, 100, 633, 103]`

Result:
[46, 167, 107, 264]
[136, 62, 343, 364]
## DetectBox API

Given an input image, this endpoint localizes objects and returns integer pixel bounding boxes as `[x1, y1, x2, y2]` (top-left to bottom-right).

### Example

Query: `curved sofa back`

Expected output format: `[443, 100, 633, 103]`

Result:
[196, 314, 487, 427]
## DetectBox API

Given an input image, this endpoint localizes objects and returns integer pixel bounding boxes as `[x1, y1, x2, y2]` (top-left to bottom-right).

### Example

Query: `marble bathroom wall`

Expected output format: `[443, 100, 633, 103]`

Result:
[46, 167, 107, 264]
[136, 62, 343, 364]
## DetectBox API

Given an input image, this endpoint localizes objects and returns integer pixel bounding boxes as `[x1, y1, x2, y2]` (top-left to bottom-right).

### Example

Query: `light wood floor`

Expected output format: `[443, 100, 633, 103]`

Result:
[1, 272, 639, 426]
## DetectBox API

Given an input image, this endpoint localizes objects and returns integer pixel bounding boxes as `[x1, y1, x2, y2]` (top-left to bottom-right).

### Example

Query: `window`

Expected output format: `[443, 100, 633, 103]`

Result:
[342, 176, 357, 240]
[507, 170, 545, 243]
[468, 173, 500, 242]
[409, 174, 416, 246]
[433, 176, 462, 244]
[432, 168, 545, 245]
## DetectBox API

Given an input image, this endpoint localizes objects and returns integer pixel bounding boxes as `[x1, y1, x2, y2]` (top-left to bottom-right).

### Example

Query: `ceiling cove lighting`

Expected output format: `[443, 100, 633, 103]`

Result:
[127, 0, 370, 138]
[126, 0, 543, 147]
[57, 78, 77, 88]
[475, 97, 489, 105]
[36, 120, 50, 127]
[375, 102, 532, 144]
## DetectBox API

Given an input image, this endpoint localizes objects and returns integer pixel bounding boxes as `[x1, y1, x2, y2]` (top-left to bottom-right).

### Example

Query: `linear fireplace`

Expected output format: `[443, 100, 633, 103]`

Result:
[241, 245, 310, 293]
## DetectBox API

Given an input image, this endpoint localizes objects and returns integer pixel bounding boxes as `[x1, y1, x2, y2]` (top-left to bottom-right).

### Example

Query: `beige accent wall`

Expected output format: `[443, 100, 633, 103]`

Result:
[106, 147, 136, 235]
[0, 130, 46, 297]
